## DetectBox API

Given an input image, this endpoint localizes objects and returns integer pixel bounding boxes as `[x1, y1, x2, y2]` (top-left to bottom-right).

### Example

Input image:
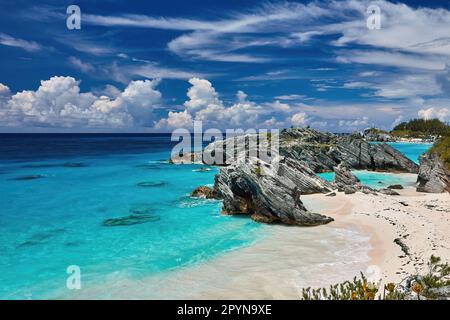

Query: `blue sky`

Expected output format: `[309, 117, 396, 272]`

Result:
[0, 0, 450, 132]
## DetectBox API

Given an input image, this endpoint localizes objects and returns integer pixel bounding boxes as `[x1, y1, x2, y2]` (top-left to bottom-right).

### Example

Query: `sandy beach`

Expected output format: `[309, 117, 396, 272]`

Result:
[305, 188, 450, 289]
[63, 184, 449, 300]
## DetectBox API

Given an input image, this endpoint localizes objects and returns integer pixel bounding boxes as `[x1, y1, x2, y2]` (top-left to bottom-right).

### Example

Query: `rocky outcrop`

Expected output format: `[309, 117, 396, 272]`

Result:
[334, 163, 361, 190]
[417, 153, 450, 193]
[329, 134, 418, 173]
[213, 156, 334, 226]
[379, 188, 400, 196]
[388, 184, 404, 190]
[191, 186, 215, 199]
[197, 128, 419, 174]
[333, 163, 379, 195]
[363, 128, 395, 142]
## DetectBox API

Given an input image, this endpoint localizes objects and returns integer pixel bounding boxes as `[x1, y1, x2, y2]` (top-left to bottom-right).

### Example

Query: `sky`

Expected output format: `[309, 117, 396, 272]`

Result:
[0, 0, 450, 133]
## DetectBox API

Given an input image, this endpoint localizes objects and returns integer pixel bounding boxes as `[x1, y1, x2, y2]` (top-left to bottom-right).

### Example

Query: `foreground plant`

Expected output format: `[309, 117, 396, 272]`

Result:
[301, 256, 450, 300]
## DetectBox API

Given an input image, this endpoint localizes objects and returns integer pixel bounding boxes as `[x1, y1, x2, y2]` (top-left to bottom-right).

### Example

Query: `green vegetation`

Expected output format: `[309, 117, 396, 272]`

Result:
[391, 118, 449, 138]
[254, 161, 263, 177]
[365, 128, 390, 135]
[429, 135, 450, 170]
[301, 255, 450, 300]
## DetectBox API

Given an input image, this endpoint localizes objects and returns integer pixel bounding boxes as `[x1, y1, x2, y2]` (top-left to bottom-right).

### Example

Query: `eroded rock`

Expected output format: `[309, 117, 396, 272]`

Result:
[417, 153, 450, 193]
[213, 156, 334, 226]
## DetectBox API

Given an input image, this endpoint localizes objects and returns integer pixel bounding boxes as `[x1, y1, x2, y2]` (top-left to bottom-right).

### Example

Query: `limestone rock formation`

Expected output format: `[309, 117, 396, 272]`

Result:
[417, 153, 450, 193]
[212, 156, 334, 226]
[191, 186, 216, 199]
[198, 128, 419, 174]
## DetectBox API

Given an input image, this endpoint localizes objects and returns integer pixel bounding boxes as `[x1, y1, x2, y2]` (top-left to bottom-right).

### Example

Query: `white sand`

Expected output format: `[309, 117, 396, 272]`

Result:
[63, 187, 449, 299]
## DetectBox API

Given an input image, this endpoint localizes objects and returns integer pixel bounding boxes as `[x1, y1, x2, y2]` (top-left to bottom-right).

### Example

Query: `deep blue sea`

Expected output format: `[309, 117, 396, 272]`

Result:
[0, 135, 431, 299]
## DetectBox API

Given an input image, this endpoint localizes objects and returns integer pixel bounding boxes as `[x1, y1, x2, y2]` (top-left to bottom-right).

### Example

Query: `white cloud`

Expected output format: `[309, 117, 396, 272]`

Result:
[274, 94, 307, 100]
[392, 115, 404, 128]
[157, 78, 296, 129]
[0, 83, 10, 96]
[338, 117, 369, 128]
[336, 50, 446, 71]
[0, 76, 162, 129]
[291, 112, 309, 126]
[0, 33, 42, 52]
[418, 107, 449, 121]
[68, 57, 95, 73]
[373, 74, 442, 98]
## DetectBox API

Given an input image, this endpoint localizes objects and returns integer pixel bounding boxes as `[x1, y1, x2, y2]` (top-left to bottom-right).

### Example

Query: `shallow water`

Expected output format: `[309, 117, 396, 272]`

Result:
[0, 134, 261, 299]
[0, 136, 431, 299]
[318, 142, 429, 188]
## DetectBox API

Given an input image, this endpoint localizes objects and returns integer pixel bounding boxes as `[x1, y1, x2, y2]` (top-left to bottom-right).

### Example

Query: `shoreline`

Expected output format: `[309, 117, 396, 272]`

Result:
[64, 185, 448, 300]
[305, 187, 449, 288]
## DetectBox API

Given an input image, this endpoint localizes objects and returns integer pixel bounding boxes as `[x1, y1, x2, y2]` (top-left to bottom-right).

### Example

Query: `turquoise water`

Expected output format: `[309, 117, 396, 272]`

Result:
[0, 137, 431, 299]
[386, 142, 432, 164]
[0, 135, 261, 299]
[318, 142, 431, 188]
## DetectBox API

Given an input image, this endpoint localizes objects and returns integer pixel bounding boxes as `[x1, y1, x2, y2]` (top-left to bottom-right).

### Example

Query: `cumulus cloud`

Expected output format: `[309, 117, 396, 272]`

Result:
[291, 112, 309, 126]
[418, 107, 449, 121]
[157, 78, 294, 130]
[0, 76, 162, 129]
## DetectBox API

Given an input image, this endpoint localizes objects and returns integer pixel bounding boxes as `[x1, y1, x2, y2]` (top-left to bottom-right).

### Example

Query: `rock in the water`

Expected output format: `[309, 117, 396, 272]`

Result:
[12, 174, 45, 181]
[191, 186, 215, 199]
[379, 188, 400, 196]
[388, 184, 404, 190]
[416, 153, 450, 193]
[213, 155, 334, 226]
[334, 163, 360, 186]
[334, 163, 361, 194]
[136, 181, 166, 188]
[333, 163, 379, 195]
[325, 191, 336, 197]
[103, 214, 159, 227]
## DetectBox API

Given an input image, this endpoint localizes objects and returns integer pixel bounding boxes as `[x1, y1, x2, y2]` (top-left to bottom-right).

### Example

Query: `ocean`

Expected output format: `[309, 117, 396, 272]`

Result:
[0, 135, 431, 299]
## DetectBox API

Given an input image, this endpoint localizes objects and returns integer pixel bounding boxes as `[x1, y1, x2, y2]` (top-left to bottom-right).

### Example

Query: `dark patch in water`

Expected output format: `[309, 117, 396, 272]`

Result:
[129, 204, 154, 215]
[17, 228, 65, 248]
[136, 181, 166, 188]
[21, 162, 88, 169]
[12, 174, 46, 181]
[65, 241, 81, 247]
[22, 164, 57, 169]
[102, 214, 160, 227]
[135, 163, 164, 170]
[63, 162, 88, 168]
